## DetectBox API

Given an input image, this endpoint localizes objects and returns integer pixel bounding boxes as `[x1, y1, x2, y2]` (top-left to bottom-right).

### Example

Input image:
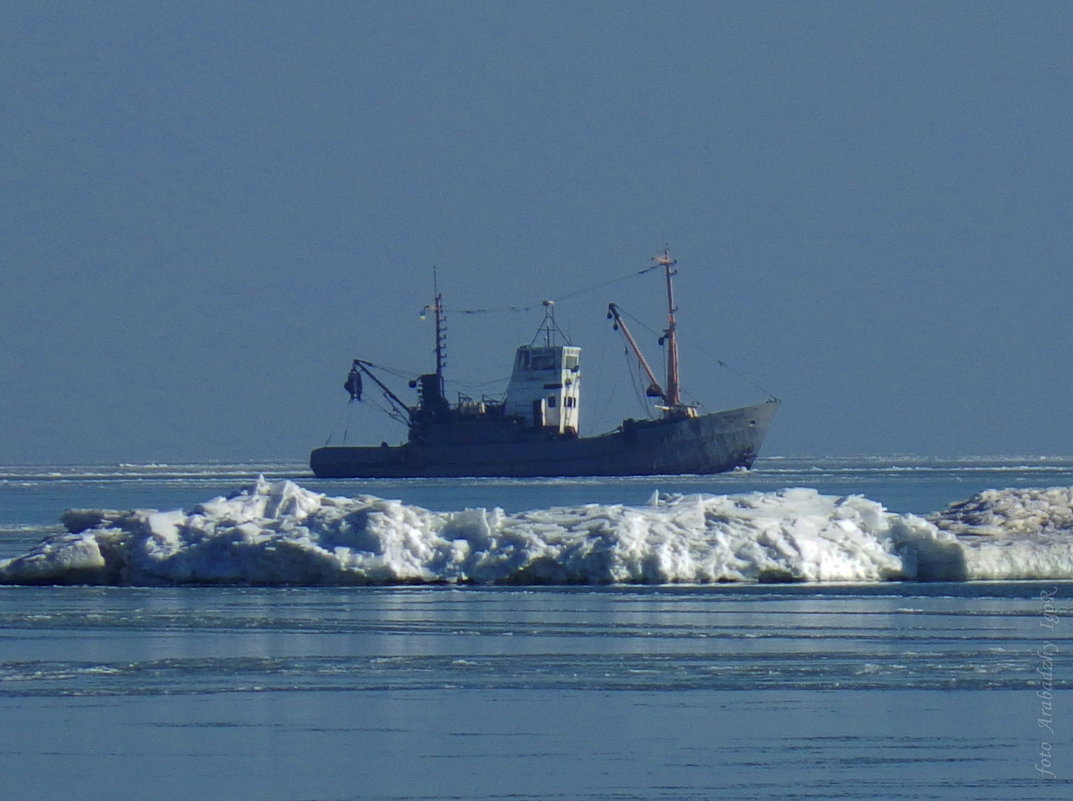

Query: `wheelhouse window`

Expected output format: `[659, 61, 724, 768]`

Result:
[529, 349, 556, 371]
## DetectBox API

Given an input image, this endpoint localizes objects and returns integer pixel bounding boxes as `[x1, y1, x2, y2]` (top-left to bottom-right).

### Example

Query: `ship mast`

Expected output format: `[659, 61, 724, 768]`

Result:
[656, 249, 681, 408]
[608, 248, 695, 419]
[414, 268, 451, 423]
[531, 299, 570, 347]
[432, 267, 446, 377]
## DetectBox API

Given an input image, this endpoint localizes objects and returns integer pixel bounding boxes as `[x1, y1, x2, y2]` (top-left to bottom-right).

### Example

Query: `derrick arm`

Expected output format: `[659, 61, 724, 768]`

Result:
[607, 303, 666, 401]
[351, 359, 414, 425]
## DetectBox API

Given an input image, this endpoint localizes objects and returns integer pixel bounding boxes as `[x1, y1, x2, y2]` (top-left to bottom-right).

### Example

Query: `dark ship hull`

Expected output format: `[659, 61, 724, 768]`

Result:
[310, 398, 778, 478]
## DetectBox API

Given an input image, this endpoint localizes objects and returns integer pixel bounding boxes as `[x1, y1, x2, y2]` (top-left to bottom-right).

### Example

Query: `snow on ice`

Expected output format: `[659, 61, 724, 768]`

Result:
[1, 478, 1072, 586]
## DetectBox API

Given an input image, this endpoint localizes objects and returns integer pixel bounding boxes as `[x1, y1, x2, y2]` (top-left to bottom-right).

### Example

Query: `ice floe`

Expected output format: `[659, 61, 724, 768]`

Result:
[1, 478, 1072, 585]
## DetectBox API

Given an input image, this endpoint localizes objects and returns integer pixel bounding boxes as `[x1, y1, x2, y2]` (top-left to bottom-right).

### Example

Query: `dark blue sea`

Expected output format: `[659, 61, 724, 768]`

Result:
[0, 457, 1070, 800]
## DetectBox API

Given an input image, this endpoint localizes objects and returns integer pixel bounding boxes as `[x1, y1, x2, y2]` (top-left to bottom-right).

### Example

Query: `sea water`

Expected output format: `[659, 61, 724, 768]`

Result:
[0, 457, 1070, 800]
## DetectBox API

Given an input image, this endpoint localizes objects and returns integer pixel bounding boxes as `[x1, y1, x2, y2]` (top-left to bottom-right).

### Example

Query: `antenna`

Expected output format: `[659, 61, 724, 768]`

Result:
[529, 299, 570, 347]
[542, 300, 555, 346]
[432, 267, 446, 377]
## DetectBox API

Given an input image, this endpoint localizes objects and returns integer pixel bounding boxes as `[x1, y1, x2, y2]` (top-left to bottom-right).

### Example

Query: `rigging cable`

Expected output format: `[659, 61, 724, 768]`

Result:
[591, 337, 616, 432]
[610, 304, 779, 401]
[369, 395, 409, 427]
[324, 399, 357, 446]
[621, 341, 655, 419]
[446, 262, 662, 316]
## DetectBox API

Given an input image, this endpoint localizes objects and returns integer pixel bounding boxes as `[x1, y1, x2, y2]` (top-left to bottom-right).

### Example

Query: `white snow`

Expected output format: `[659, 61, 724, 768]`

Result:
[1, 478, 1072, 585]
[928, 487, 1073, 580]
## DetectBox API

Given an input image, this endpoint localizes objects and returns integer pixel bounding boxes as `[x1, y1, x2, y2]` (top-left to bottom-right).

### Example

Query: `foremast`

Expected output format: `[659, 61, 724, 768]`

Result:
[430, 268, 446, 379]
[413, 270, 450, 425]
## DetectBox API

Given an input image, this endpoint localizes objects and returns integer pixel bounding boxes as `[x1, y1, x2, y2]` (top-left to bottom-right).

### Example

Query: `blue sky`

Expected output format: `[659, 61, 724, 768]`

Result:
[2, 1, 1071, 463]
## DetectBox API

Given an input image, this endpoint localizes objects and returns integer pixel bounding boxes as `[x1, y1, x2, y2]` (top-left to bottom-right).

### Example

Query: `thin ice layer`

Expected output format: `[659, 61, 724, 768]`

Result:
[1, 478, 1071, 586]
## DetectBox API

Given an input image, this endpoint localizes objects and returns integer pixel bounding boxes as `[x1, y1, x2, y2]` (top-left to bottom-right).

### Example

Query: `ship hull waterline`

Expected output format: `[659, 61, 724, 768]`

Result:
[310, 399, 778, 479]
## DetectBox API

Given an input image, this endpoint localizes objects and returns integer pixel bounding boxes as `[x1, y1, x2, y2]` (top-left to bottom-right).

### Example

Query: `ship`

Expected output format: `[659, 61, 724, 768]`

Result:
[310, 251, 778, 478]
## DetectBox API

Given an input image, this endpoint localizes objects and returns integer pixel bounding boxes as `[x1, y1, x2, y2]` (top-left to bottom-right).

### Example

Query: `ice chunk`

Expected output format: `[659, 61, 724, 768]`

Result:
[2, 480, 1073, 586]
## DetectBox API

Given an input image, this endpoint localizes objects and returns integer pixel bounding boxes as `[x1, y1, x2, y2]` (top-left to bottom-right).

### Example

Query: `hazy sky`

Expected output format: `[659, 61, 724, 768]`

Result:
[3, 1, 1071, 464]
